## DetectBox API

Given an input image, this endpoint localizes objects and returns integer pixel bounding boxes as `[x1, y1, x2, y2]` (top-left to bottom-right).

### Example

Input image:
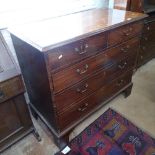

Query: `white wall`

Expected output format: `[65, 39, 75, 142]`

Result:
[0, 0, 110, 27]
[95, 0, 109, 8]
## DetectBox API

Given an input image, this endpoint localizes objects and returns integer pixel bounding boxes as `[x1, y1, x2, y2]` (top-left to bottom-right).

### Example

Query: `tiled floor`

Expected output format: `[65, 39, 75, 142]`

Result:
[1, 59, 155, 155]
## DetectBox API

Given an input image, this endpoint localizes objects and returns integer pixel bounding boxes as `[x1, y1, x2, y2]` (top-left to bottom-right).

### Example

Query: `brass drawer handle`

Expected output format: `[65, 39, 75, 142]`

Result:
[140, 55, 144, 60]
[76, 83, 88, 93]
[147, 26, 150, 31]
[0, 90, 5, 99]
[118, 62, 127, 69]
[78, 103, 89, 112]
[116, 79, 124, 87]
[121, 45, 130, 53]
[142, 46, 146, 51]
[143, 37, 148, 41]
[144, 23, 150, 31]
[76, 64, 89, 75]
[123, 27, 133, 36]
[75, 44, 89, 55]
[123, 32, 130, 36]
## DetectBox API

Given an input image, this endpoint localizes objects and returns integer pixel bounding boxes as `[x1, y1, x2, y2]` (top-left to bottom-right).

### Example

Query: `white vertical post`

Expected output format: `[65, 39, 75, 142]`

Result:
[109, 0, 114, 8]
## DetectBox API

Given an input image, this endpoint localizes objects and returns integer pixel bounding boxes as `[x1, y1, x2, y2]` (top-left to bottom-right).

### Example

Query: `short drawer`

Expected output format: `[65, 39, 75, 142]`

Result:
[137, 53, 153, 67]
[108, 22, 143, 47]
[138, 48, 155, 67]
[137, 53, 147, 66]
[0, 76, 25, 103]
[140, 32, 155, 60]
[141, 32, 155, 47]
[54, 55, 136, 111]
[52, 37, 139, 93]
[46, 32, 107, 72]
[143, 21, 155, 34]
[57, 71, 133, 130]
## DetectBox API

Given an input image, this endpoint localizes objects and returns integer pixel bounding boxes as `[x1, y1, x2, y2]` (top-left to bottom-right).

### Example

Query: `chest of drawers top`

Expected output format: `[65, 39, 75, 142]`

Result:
[9, 8, 147, 52]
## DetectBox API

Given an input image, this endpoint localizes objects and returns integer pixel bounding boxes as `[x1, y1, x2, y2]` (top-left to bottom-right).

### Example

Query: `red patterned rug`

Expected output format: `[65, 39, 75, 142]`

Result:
[56, 108, 155, 155]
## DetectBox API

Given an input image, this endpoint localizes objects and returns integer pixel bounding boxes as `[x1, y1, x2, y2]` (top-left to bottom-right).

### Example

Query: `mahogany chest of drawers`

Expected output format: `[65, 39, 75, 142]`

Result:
[0, 31, 37, 152]
[9, 8, 147, 148]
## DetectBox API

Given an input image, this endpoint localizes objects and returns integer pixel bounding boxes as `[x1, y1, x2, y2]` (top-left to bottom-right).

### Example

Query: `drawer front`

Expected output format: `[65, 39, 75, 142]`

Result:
[141, 32, 155, 47]
[108, 22, 143, 47]
[52, 37, 139, 93]
[54, 55, 136, 111]
[139, 32, 155, 63]
[137, 53, 147, 66]
[138, 49, 155, 67]
[143, 21, 155, 34]
[46, 32, 107, 72]
[0, 76, 24, 103]
[137, 53, 152, 67]
[57, 71, 133, 130]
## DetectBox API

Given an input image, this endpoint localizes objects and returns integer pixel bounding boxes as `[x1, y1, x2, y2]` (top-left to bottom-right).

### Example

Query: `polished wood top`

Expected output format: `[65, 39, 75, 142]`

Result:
[9, 8, 147, 52]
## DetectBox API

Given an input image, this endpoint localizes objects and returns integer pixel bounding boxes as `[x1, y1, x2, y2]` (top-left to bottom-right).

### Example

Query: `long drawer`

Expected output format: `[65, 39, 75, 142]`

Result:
[57, 71, 133, 130]
[0, 76, 24, 103]
[52, 37, 139, 93]
[54, 55, 136, 112]
[46, 32, 107, 72]
[108, 22, 143, 47]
